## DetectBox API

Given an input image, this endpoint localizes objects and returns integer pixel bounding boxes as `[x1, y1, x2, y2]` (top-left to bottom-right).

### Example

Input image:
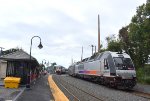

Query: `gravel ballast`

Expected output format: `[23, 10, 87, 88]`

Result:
[53, 74, 149, 101]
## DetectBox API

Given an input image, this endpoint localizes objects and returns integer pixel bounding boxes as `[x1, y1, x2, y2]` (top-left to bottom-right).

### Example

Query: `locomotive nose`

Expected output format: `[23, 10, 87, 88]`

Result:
[116, 70, 136, 79]
[116, 70, 137, 89]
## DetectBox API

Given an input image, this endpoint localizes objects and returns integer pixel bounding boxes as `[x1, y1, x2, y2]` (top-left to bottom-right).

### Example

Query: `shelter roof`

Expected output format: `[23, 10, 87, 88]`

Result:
[0, 49, 36, 61]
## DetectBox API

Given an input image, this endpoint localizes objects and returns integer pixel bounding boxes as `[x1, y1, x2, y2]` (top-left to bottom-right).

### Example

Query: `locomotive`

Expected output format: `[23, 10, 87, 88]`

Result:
[68, 51, 136, 89]
[55, 65, 66, 75]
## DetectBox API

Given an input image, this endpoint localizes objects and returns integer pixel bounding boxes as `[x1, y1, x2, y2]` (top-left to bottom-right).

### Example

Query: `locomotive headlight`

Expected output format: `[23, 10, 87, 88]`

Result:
[122, 76, 126, 79]
[116, 74, 119, 77]
[114, 78, 116, 81]
[132, 74, 136, 77]
[116, 74, 120, 77]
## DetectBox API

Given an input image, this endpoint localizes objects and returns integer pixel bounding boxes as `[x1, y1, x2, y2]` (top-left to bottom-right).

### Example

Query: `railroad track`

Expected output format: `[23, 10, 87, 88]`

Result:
[130, 90, 150, 99]
[67, 75, 150, 100]
[54, 75, 107, 101]
[54, 75, 150, 101]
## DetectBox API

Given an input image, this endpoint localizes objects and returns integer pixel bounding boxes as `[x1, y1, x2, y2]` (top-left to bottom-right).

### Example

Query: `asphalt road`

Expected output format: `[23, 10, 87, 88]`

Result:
[16, 75, 54, 101]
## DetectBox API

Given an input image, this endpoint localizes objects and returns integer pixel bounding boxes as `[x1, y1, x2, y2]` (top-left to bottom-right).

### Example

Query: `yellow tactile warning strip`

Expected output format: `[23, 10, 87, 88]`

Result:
[48, 75, 69, 101]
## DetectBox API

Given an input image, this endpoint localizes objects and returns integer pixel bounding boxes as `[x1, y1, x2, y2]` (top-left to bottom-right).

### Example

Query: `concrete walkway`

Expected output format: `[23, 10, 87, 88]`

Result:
[0, 80, 4, 86]
[0, 86, 25, 101]
[16, 75, 54, 101]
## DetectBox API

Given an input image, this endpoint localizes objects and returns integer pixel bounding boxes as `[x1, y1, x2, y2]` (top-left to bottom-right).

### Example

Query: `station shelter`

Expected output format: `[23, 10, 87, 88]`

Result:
[0, 50, 41, 85]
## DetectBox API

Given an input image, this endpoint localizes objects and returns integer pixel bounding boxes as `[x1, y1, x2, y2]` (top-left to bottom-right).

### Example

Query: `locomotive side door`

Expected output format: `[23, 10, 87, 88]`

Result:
[73, 65, 75, 75]
[100, 60, 104, 75]
[103, 59, 110, 76]
[107, 54, 116, 76]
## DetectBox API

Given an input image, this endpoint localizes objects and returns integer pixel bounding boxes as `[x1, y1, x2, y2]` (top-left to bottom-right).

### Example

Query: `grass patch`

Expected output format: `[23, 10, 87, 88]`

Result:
[136, 64, 150, 84]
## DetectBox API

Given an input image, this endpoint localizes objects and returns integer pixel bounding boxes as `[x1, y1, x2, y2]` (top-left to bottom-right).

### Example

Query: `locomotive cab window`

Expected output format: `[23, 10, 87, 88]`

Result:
[113, 57, 134, 70]
[104, 59, 109, 70]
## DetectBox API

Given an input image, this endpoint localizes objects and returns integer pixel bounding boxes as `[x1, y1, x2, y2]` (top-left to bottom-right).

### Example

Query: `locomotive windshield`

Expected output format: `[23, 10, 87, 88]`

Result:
[113, 57, 134, 70]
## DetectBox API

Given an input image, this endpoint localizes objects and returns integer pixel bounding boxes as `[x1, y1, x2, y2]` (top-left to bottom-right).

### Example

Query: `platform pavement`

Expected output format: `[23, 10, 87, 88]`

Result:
[0, 74, 54, 101]
[0, 80, 4, 86]
[16, 75, 54, 101]
[0, 86, 25, 101]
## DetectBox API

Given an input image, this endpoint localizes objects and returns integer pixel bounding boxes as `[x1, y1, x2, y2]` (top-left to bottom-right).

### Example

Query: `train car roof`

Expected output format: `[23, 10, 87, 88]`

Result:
[81, 57, 90, 62]
[108, 51, 131, 58]
[95, 51, 131, 59]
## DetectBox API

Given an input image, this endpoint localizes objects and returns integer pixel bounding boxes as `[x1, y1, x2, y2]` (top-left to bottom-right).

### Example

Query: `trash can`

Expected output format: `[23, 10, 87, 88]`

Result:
[4, 77, 21, 88]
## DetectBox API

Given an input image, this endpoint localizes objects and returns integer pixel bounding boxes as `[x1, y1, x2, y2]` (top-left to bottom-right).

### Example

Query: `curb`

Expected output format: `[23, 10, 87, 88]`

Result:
[48, 75, 69, 101]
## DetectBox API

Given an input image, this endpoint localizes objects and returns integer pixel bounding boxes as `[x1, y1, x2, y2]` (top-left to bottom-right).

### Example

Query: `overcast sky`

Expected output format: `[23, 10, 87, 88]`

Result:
[0, 0, 146, 67]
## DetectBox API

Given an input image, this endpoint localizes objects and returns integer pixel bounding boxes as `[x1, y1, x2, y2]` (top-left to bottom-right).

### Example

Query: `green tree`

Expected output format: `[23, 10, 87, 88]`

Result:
[118, 26, 136, 62]
[118, 1, 150, 68]
[119, 26, 129, 52]
[51, 62, 57, 66]
[128, 1, 150, 67]
[99, 43, 107, 52]
[107, 40, 122, 52]
[106, 35, 122, 52]
[51, 62, 57, 71]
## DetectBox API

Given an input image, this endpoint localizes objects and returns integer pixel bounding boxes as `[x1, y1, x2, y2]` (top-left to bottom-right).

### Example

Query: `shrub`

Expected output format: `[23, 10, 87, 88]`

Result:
[136, 65, 150, 84]
[145, 77, 150, 84]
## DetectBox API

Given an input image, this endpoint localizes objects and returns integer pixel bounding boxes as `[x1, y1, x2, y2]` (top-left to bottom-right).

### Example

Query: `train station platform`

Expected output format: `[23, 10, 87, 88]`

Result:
[0, 80, 4, 86]
[16, 75, 54, 101]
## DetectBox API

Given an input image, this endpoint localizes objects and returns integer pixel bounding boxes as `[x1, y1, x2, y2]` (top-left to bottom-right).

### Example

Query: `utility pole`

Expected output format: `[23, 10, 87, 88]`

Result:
[90, 45, 94, 55]
[81, 46, 83, 61]
[0, 47, 4, 56]
[95, 46, 96, 53]
[98, 14, 100, 52]
[71, 58, 73, 64]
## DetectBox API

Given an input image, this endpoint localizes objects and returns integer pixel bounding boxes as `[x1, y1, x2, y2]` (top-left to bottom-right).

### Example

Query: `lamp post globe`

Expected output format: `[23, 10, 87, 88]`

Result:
[38, 42, 43, 49]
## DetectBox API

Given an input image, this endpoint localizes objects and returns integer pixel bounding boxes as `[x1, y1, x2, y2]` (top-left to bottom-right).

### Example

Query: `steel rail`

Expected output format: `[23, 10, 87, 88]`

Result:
[54, 75, 108, 101]
[55, 75, 150, 100]
[59, 82, 80, 101]
[53, 75, 80, 101]
[117, 87, 150, 99]
[68, 75, 150, 100]
[131, 90, 150, 99]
